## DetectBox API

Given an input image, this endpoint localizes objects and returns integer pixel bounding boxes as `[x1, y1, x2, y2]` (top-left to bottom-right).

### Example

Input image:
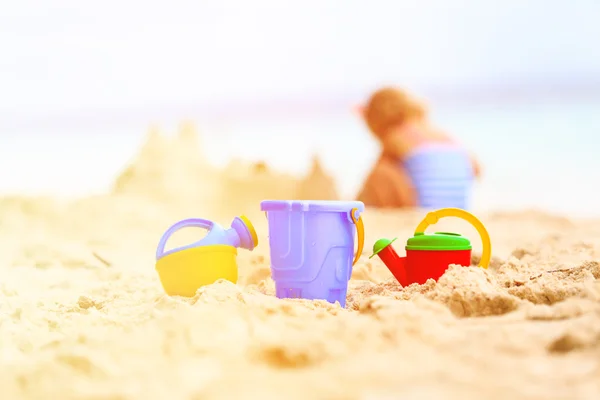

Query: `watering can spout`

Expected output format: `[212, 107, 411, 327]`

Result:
[226, 215, 259, 251]
[388, 256, 408, 287]
[369, 238, 409, 287]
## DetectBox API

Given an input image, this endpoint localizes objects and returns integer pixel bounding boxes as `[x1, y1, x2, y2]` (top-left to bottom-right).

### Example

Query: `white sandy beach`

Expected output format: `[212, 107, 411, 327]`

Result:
[1, 129, 599, 400]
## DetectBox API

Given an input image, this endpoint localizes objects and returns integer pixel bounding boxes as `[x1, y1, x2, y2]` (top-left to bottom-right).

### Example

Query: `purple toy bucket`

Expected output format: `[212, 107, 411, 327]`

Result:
[260, 200, 365, 307]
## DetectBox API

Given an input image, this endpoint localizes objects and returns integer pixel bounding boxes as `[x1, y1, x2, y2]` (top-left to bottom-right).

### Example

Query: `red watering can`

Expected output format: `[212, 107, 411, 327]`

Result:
[369, 208, 491, 286]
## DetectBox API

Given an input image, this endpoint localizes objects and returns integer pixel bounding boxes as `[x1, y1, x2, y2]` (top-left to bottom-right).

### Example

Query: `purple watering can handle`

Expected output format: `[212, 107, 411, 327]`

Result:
[156, 218, 214, 260]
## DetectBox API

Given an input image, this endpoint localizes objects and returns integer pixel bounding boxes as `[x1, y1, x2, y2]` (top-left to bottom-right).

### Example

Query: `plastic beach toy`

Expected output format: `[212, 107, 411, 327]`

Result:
[403, 144, 474, 209]
[369, 208, 491, 286]
[155, 215, 258, 297]
[260, 200, 365, 308]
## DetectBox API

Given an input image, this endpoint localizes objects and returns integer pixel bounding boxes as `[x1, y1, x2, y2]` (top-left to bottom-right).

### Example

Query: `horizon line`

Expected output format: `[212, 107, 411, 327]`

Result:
[2, 81, 600, 133]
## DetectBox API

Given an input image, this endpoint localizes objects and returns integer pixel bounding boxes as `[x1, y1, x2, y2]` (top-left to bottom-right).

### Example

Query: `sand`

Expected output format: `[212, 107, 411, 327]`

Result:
[1, 127, 599, 400]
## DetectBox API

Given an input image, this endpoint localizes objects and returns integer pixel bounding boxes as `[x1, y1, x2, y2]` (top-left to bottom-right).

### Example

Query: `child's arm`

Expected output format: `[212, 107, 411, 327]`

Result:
[469, 153, 482, 179]
[357, 155, 417, 208]
[383, 159, 417, 207]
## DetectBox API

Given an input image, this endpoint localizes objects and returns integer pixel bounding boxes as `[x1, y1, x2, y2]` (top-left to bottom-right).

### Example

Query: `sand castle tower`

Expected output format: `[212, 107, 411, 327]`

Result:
[223, 158, 246, 176]
[214, 158, 299, 216]
[112, 125, 171, 198]
[175, 120, 204, 165]
[295, 154, 339, 200]
[111, 122, 220, 207]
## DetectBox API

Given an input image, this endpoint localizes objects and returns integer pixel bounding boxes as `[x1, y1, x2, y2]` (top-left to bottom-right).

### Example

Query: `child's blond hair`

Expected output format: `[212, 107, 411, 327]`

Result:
[363, 87, 427, 139]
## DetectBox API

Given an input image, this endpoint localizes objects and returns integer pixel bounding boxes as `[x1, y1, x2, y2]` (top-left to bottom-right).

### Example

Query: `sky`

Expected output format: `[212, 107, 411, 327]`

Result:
[1, 0, 599, 118]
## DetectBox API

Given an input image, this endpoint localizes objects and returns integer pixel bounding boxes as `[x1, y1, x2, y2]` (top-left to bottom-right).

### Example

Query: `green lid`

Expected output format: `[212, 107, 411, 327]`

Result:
[369, 237, 397, 258]
[406, 232, 471, 251]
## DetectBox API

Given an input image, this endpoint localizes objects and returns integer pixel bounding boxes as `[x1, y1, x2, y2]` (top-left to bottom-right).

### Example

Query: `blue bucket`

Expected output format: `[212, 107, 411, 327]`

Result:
[260, 200, 365, 307]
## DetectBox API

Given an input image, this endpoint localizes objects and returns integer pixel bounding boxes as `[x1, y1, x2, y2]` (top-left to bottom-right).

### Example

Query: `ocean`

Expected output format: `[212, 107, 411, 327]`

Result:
[0, 97, 598, 217]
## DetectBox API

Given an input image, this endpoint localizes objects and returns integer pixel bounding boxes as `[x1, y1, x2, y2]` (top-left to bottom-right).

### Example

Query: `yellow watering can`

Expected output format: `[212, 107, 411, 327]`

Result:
[155, 215, 258, 297]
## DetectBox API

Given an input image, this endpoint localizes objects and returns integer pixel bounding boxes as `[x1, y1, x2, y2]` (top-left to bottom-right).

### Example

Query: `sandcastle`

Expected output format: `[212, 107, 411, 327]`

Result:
[295, 154, 339, 201]
[112, 122, 340, 212]
[112, 122, 219, 204]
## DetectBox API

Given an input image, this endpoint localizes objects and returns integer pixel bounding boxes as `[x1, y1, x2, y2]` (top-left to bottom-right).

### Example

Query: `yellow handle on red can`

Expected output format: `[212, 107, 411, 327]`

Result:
[414, 208, 491, 269]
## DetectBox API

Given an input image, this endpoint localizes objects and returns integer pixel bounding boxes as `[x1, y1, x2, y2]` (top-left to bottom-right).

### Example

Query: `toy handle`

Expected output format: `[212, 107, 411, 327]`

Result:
[156, 218, 214, 260]
[414, 208, 492, 269]
[350, 208, 365, 267]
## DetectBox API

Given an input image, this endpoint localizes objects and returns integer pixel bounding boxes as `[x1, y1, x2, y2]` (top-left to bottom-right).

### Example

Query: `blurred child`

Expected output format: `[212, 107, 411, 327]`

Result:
[356, 87, 481, 209]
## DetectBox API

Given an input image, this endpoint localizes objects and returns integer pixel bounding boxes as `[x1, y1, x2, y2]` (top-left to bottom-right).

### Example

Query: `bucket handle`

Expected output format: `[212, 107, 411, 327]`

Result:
[156, 218, 214, 260]
[414, 208, 492, 269]
[350, 208, 365, 266]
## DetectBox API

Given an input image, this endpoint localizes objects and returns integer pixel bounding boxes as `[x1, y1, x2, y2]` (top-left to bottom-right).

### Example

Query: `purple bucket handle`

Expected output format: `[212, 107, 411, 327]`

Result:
[156, 218, 214, 260]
